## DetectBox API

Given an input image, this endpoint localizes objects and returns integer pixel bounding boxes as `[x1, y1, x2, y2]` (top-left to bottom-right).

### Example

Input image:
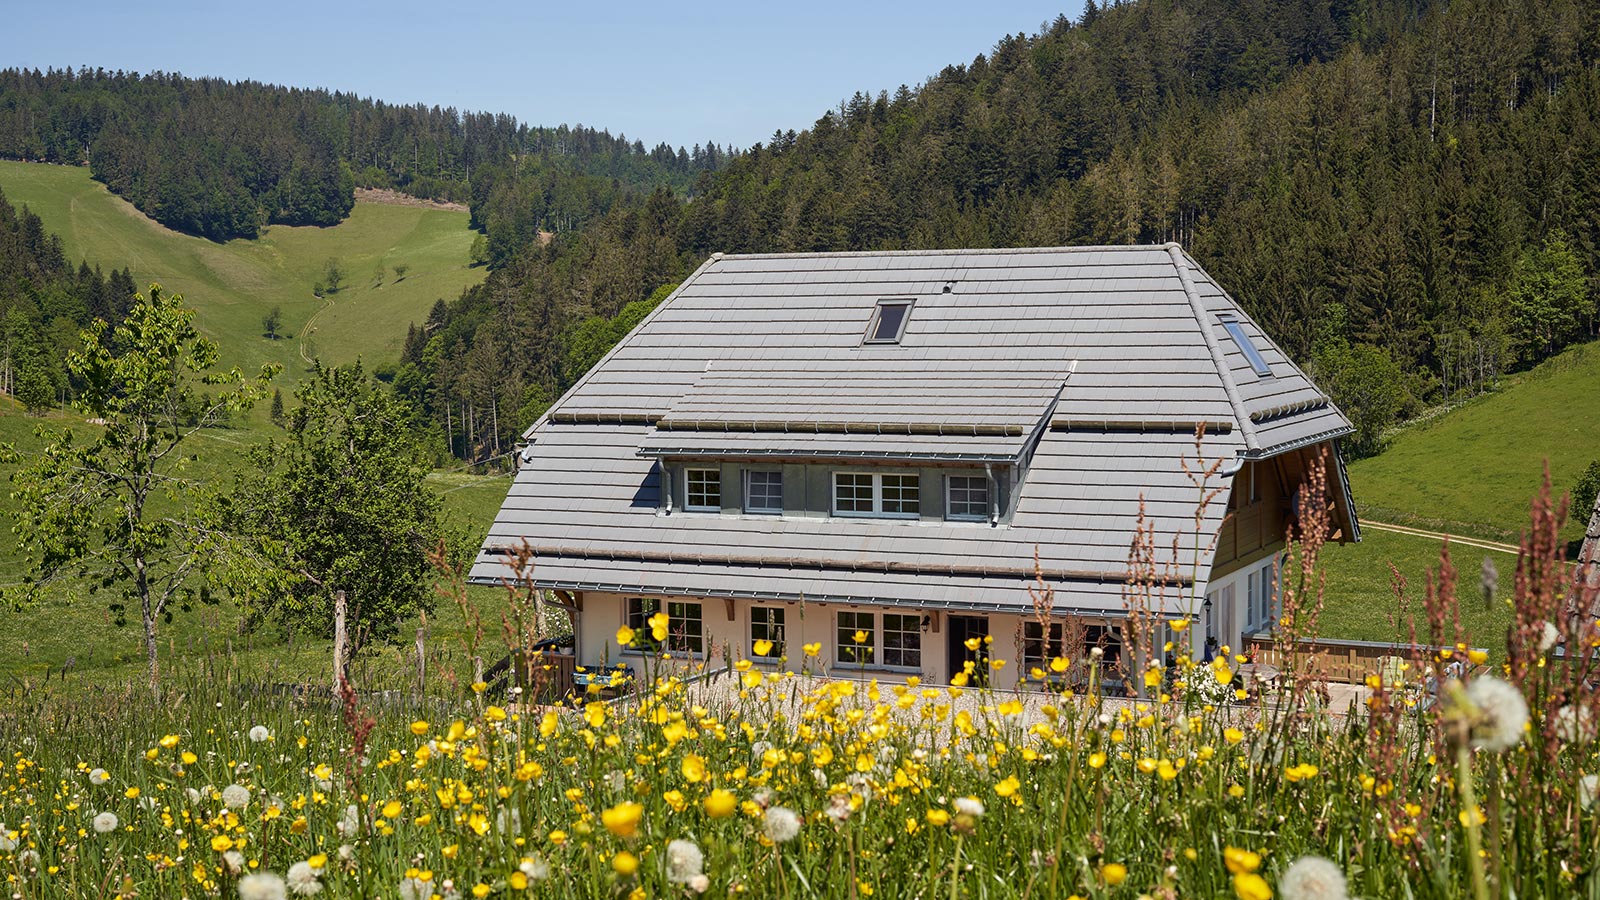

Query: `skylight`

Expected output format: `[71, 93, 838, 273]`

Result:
[864, 300, 913, 344]
[1220, 315, 1272, 377]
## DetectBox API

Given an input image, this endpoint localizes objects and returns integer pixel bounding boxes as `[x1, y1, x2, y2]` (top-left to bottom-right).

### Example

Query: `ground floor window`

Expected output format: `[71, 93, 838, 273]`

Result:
[1022, 621, 1064, 672]
[837, 611, 876, 665]
[835, 611, 922, 668]
[626, 598, 705, 655]
[1083, 624, 1123, 667]
[1245, 558, 1279, 634]
[750, 606, 785, 658]
[882, 614, 922, 668]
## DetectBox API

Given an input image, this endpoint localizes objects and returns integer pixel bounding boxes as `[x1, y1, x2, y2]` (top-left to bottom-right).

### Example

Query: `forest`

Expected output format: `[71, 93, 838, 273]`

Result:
[0, 70, 731, 242]
[0, 186, 135, 410]
[399, 0, 1600, 464]
[3, 0, 1597, 466]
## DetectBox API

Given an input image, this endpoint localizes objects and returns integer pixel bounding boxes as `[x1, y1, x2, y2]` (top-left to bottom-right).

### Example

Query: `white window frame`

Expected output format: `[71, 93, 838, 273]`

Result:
[832, 470, 921, 519]
[834, 611, 922, 670]
[749, 606, 785, 659]
[945, 474, 990, 521]
[684, 468, 721, 512]
[744, 469, 784, 515]
[625, 598, 705, 656]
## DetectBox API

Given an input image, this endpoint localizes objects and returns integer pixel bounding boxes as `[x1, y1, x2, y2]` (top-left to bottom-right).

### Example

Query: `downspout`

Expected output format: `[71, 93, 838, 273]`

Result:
[984, 463, 999, 526]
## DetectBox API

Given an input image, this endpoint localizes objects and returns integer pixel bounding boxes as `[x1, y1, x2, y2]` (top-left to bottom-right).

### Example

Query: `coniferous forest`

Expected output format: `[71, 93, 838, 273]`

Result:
[0, 186, 135, 411]
[3, 0, 1598, 464]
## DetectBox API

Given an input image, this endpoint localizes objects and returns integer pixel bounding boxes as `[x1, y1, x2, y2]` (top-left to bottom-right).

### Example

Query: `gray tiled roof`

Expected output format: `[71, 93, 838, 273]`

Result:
[471, 244, 1354, 615]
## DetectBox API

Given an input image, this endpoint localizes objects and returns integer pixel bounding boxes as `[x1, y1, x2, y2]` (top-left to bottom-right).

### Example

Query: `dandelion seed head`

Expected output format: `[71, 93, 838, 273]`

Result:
[222, 784, 252, 810]
[1279, 856, 1348, 900]
[953, 797, 985, 817]
[665, 838, 704, 883]
[237, 871, 287, 900]
[764, 806, 801, 843]
[249, 726, 271, 743]
[88, 768, 110, 785]
[92, 811, 118, 833]
[1464, 676, 1529, 752]
[286, 860, 322, 896]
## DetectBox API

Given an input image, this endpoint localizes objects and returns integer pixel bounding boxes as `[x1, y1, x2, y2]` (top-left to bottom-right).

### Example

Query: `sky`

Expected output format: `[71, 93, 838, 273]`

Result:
[1, 1, 1084, 151]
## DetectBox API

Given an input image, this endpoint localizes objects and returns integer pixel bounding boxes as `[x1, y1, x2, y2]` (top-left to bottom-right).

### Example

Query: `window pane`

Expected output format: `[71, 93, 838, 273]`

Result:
[834, 472, 874, 514]
[880, 474, 920, 515]
[686, 469, 721, 510]
[746, 470, 784, 513]
[870, 302, 910, 342]
[750, 607, 785, 657]
[882, 614, 921, 668]
[947, 475, 989, 520]
[666, 601, 704, 655]
[836, 611, 875, 664]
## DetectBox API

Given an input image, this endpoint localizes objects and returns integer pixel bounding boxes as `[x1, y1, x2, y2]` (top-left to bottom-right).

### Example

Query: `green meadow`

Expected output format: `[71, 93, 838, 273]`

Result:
[0, 160, 486, 388]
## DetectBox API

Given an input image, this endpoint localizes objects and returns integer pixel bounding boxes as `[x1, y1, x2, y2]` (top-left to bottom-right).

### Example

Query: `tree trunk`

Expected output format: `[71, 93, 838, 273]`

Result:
[138, 553, 159, 702]
[333, 589, 348, 697]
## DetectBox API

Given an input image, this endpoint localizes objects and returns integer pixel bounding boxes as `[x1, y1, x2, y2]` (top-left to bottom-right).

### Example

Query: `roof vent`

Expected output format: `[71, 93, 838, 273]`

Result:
[1218, 314, 1273, 378]
[864, 299, 913, 345]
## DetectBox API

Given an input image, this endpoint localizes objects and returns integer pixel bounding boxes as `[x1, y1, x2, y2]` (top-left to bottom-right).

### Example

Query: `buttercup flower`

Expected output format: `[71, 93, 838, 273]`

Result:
[1279, 856, 1348, 900]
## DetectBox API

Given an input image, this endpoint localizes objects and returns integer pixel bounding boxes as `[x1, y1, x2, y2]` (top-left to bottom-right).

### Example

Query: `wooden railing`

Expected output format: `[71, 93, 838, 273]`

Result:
[1242, 633, 1489, 685]
[483, 635, 577, 702]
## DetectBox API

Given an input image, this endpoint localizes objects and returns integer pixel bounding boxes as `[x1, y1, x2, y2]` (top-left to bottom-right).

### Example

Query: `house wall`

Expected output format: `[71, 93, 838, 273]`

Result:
[1213, 459, 1289, 578]
[571, 591, 1135, 688]
[1201, 550, 1282, 654]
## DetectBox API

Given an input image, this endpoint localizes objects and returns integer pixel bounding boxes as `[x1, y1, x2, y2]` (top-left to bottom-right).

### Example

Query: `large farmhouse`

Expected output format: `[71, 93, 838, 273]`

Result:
[469, 245, 1359, 686]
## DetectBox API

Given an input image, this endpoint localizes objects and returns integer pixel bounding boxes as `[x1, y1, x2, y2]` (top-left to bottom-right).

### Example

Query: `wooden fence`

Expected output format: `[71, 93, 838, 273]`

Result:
[1242, 633, 1488, 685]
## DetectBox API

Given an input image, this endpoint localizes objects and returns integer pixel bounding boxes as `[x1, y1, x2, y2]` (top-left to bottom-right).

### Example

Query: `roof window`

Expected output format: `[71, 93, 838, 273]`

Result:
[864, 299, 913, 344]
[1219, 315, 1272, 377]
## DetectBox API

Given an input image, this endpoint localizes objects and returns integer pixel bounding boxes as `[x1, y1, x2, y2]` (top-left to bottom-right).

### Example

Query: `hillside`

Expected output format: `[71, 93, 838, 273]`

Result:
[1347, 343, 1600, 543]
[0, 160, 485, 387]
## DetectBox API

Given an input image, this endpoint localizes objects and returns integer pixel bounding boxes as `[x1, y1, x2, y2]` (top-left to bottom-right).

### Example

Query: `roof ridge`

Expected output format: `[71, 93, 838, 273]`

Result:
[707, 244, 1167, 261]
[1165, 244, 1260, 453]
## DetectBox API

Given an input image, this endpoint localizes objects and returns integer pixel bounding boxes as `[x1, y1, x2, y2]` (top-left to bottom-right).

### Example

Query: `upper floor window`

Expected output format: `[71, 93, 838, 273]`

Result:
[946, 475, 990, 521]
[685, 468, 721, 511]
[745, 470, 783, 514]
[864, 299, 913, 344]
[833, 471, 920, 518]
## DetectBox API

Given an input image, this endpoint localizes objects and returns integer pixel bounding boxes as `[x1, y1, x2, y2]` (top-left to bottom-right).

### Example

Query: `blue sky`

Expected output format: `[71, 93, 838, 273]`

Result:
[1, 1, 1083, 150]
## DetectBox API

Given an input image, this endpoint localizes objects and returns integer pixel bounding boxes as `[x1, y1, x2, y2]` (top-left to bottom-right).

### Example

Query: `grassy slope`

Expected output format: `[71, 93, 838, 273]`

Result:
[1315, 344, 1599, 647]
[0, 162, 512, 681]
[0, 161, 485, 387]
[1346, 343, 1599, 543]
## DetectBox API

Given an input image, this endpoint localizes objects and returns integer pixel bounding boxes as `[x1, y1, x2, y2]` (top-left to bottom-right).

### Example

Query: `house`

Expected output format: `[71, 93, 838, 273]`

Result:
[469, 244, 1360, 687]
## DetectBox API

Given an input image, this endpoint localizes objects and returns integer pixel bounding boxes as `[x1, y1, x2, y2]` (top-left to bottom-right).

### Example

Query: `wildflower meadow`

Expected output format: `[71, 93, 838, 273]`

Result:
[2, 478, 1598, 900]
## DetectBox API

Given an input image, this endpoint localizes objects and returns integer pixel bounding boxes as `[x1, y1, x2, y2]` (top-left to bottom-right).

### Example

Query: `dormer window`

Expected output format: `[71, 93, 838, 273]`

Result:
[864, 299, 913, 344]
[1219, 314, 1272, 377]
[685, 468, 721, 511]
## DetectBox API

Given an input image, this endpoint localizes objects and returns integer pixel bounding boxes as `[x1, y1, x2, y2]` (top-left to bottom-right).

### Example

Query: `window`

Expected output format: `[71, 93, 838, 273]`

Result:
[744, 470, 784, 514]
[1022, 621, 1065, 671]
[1083, 625, 1123, 666]
[833, 472, 920, 518]
[1220, 315, 1273, 377]
[626, 598, 705, 655]
[837, 611, 876, 665]
[834, 611, 922, 669]
[750, 607, 785, 658]
[882, 614, 922, 668]
[864, 299, 913, 344]
[685, 468, 721, 511]
[946, 475, 990, 521]
[1246, 559, 1279, 633]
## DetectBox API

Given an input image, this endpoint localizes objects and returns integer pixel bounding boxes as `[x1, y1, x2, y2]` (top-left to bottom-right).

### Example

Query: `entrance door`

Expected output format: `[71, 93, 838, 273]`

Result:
[947, 615, 990, 685]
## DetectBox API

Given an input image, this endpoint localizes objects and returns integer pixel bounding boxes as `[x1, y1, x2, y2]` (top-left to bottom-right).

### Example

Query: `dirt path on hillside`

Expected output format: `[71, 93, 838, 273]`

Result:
[298, 293, 332, 365]
[1361, 520, 1519, 554]
[354, 187, 468, 212]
